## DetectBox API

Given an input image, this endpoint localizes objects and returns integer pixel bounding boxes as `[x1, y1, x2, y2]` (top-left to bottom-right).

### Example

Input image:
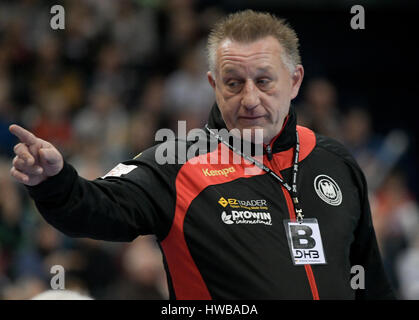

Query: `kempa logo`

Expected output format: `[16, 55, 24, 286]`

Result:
[203, 167, 236, 177]
[314, 174, 342, 206]
[154, 121, 265, 176]
[221, 210, 272, 226]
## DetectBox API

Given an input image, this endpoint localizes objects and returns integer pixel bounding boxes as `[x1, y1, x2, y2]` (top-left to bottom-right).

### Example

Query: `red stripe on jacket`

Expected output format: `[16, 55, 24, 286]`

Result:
[268, 126, 320, 300]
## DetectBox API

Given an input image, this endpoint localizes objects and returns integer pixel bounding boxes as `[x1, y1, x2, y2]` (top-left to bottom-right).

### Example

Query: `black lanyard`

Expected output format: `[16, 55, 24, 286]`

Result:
[205, 124, 304, 222]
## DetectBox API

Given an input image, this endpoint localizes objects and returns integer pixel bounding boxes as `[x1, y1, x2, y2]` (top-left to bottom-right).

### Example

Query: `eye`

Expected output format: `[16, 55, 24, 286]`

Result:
[225, 80, 243, 92]
[227, 81, 240, 88]
[257, 78, 271, 86]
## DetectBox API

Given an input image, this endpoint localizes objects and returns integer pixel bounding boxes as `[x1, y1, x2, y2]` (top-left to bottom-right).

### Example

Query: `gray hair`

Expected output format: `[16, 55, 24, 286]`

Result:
[207, 10, 301, 76]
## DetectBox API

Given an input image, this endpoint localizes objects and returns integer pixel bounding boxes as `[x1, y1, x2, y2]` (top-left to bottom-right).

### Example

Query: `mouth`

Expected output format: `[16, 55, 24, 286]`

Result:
[238, 115, 266, 120]
[237, 115, 267, 124]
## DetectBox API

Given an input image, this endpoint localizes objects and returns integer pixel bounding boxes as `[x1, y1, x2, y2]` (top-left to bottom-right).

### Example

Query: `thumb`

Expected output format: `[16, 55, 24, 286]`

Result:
[39, 147, 63, 175]
[39, 147, 60, 164]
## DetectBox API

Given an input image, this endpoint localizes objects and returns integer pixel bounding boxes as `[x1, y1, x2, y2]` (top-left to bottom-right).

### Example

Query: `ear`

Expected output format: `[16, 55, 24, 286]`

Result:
[207, 71, 216, 90]
[290, 65, 304, 100]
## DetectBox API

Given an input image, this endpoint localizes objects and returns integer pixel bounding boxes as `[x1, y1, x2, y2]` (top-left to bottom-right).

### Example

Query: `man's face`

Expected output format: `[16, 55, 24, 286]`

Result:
[208, 36, 304, 144]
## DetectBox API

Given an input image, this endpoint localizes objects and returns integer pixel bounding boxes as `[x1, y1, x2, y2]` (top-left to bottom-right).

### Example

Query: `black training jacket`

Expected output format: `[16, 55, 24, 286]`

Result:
[27, 104, 395, 300]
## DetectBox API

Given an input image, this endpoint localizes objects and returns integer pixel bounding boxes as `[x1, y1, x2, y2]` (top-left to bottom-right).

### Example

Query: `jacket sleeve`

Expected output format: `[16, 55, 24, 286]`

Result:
[26, 150, 176, 242]
[349, 164, 396, 300]
[317, 134, 396, 299]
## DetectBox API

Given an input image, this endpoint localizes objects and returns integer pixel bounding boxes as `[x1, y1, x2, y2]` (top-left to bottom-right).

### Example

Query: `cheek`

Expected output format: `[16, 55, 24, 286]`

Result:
[261, 92, 282, 113]
[215, 91, 236, 124]
[215, 89, 223, 105]
[216, 85, 233, 105]
[261, 91, 289, 121]
[220, 103, 238, 123]
[217, 88, 240, 108]
[218, 86, 237, 102]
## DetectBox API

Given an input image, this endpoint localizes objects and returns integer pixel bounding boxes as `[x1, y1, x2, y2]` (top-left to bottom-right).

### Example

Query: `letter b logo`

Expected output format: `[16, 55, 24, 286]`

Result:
[290, 225, 316, 249]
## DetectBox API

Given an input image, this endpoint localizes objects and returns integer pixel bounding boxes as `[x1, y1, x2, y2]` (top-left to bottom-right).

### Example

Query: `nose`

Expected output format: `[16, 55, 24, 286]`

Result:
[241, 80, 260, 110]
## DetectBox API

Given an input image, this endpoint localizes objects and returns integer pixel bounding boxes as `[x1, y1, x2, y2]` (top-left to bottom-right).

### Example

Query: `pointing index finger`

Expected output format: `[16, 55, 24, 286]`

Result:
[9, 124, 38, 146]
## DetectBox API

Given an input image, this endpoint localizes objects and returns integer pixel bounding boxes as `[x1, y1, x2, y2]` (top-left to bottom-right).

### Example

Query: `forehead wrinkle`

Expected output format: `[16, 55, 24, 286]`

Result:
[219, 51, 274, 64]
[220, 65, 275, 78]
[219, 53, 274, 68]
[220, 59, 276, 77]
[218, 52, 282, 71]
[215, 38, 285, 76]
[218, 38, 283, 60]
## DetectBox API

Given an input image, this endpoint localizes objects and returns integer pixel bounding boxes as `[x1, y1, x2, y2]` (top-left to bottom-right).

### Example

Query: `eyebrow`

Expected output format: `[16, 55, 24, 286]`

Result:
[256, 66, 274, 74]
[221, 66, 275, 76]
[222, 68, 240, 75]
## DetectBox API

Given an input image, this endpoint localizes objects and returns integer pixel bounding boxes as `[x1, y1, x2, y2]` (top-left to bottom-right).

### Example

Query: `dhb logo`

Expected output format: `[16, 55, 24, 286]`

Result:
[284, 219, 326, 265]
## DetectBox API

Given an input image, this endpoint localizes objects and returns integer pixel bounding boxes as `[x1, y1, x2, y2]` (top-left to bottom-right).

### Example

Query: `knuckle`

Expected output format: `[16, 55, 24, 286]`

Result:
[14, 157, 23, 166]
[13, 160, 22, 170]
[13, 143, 21, 153]
[13, 159, 21, 169]
[10, 167, 19, 178]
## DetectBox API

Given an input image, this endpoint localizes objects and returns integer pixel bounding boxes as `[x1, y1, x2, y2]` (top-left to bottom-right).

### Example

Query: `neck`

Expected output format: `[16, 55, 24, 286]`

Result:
[263, 115, 290, 146]
[207, 103, 297, 154]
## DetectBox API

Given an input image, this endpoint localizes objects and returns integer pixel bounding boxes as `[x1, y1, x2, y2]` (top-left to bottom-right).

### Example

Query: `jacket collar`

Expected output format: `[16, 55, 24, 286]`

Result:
[207, 103, 297, 154]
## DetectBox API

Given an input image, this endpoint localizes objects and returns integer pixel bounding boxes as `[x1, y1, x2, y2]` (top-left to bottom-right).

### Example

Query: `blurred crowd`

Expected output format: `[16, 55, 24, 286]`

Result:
[0, 0, 418, 300]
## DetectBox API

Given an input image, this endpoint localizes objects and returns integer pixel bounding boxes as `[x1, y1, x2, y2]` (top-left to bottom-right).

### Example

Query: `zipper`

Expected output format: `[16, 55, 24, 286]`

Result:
[266, 129, 320, 300]
[265, 144, 273, 161]
[264, 115, 289, 162]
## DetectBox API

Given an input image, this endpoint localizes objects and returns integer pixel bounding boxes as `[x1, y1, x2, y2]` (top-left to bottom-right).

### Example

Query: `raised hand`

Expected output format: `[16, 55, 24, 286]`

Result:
[9, 124, 64, 186]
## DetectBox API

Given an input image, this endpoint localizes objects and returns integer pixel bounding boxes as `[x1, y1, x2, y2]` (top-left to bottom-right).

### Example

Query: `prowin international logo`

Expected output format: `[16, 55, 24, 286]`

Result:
[221, 210, 272, 226]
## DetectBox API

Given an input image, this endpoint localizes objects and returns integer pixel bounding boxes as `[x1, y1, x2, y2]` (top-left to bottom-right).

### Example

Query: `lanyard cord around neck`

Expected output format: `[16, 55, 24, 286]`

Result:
[205, 124, 304, 223]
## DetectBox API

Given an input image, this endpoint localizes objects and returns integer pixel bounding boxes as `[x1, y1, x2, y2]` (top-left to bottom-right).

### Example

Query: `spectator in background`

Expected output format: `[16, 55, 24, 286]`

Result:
[135, 75, 166, 115]
[91, 43, 123, 92]
[396, 233, 419, 299]
[371, 170, 419, 295]
[1, 276, 46, 300]
[341, 106, 384, 186]
[68, 136, 105, 180]
[105, 236, 168, 299]
[62, 238, 118, 300]
[13, 221, 64, 282]
[72, 87, 129, 171]
[0, 0, 47, 54]
[127, 110, 159, 158]
[296, 77, 342, 140]
[342, 109, 409, 195]
[125, 76, 167, 156]
[342, 107, 375, 157]
[163, 41, 214, 131]
[0, 158, 22, 279]
[163, 0, 201, 64]
[0, 63, 19, 158]
[1, 16, 32, 70]
[31, 34, 83, 112]
[31, 90, 74, 158]
[110, 0, 158, 66]
[63, 0, 104, 65]
[9, 220, 94, 298]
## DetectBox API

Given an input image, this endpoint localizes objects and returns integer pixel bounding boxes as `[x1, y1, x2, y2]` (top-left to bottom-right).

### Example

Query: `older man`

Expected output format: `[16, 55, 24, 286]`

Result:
[10, 10, 394, 299]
